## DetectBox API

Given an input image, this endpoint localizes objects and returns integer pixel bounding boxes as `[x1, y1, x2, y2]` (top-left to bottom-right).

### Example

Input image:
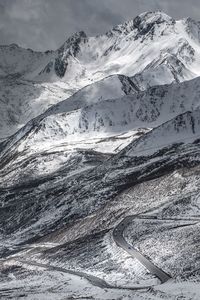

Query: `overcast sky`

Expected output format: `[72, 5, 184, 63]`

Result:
[0, 0, 200, 51]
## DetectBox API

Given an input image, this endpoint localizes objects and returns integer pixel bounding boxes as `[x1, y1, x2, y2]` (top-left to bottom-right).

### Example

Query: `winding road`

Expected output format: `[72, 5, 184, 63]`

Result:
[113, 216, 172, 283]
[0, 215, 175, 293]
[1, 258, 151, 291]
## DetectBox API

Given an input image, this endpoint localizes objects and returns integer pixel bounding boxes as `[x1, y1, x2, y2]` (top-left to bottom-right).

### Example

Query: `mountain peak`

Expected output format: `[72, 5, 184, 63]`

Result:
[59, 31, 87, 51]
[132, 11, 175, 35]
[53, 31, 88, 78]
[106, 11, 174, 38]
[66, 30, 87, 42]
[57, 30, 87, 57]
[137, 11, 174, 23]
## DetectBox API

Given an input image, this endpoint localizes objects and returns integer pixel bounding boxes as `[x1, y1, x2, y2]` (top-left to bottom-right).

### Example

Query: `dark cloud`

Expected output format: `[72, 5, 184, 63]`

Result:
[0, 0, 200, 51]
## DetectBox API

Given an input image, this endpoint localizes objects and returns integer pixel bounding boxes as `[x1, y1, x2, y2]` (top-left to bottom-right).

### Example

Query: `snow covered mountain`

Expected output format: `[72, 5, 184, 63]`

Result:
[2, 11, 200, 85]
[1, 11, 200, 300]
[2, 11, 200, 140]
[36, 11, 200, 86]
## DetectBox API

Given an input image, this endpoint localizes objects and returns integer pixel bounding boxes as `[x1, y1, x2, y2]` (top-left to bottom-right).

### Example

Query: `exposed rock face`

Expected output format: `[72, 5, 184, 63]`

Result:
[54, 31, 88, 77]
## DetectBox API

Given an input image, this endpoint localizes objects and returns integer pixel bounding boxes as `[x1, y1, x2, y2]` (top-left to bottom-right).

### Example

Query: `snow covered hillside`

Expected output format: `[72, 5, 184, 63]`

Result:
[1, 74, 200, 161]
[0, 74, 137, 140]
[0, 106, 200, 237]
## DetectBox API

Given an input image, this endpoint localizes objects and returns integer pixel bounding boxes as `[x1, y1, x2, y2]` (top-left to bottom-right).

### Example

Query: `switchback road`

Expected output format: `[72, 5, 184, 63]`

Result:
[113, 216, 172, 283]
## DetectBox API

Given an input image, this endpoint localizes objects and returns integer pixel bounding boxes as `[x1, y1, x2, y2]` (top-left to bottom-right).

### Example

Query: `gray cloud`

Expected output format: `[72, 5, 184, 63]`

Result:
[0, 0, 200, 51]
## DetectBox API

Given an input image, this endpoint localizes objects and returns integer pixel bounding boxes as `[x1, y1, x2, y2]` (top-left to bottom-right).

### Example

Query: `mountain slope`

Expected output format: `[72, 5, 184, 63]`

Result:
[0, 108, 200, 244]
[0, 74, 137, 140]
[2, 75, 200, 161]
[0, 73, 140, 157]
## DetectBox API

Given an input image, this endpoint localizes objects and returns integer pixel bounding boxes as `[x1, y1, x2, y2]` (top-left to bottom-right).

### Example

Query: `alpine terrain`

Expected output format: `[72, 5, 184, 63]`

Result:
[0, 11, 200, 300]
